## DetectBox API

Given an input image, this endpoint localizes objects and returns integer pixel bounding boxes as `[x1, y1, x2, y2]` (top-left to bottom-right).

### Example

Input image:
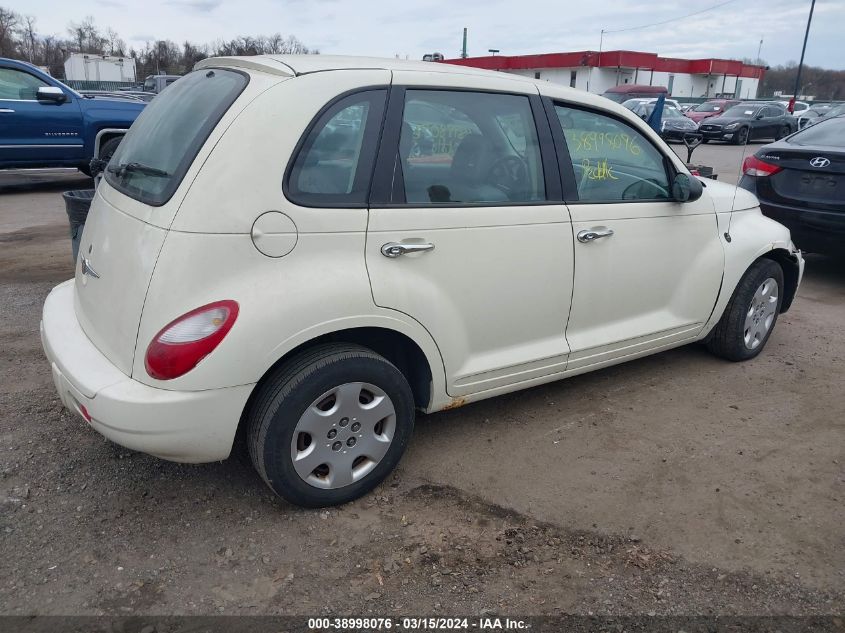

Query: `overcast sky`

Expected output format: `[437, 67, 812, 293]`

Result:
[6, 0, 843, 69]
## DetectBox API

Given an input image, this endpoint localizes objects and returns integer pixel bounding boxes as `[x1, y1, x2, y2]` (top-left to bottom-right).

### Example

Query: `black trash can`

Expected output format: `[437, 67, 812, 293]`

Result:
[62, 189, 95, 262]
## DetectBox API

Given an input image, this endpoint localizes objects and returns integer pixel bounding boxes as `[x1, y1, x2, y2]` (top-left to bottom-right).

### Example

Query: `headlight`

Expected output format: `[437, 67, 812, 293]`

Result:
[724, 122, 739, 130]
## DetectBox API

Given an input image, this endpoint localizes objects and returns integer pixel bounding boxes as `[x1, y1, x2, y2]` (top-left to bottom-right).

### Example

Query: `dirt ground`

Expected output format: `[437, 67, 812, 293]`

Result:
[0, 153, 843, 617]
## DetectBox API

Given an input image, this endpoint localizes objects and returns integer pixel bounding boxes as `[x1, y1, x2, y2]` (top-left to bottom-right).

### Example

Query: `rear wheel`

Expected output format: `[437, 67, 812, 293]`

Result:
[247, 344, 415, 507]
[775, 125, 791, 140]
[707, 259, 784, 362]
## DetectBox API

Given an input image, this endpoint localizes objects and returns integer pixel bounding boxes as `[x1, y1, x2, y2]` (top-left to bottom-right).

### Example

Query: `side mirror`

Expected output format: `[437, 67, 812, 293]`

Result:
[36, 86, 66, 103]
[755, 113, 764, 120]
[672, 172, 703, 203]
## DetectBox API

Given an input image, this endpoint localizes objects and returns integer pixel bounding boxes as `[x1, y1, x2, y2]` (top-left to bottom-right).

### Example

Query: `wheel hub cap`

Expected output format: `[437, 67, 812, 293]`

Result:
[290, 382, 396, 489]
[743, 277, 778, 350]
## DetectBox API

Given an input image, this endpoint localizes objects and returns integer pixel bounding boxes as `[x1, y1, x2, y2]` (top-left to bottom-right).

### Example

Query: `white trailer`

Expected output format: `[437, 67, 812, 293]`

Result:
[63, 54, 136, 83]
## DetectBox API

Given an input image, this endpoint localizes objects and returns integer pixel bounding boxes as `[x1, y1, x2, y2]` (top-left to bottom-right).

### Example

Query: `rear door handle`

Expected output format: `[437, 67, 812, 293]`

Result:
[381, 242, 435, 258]
[577, 229, 614, 243]
[0, 108, 15, 113]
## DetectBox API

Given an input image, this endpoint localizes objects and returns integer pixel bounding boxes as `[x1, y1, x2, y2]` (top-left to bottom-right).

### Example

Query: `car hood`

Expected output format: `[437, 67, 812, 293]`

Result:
[701, 116, 751, 127]
[663, 117, 697, 127]
[80, 97, 146, 112]
[704, 178, 759, 213]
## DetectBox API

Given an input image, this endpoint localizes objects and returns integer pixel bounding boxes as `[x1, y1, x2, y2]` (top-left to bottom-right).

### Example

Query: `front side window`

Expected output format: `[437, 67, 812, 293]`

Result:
[287, 90, 386, 206]
[105, 68, 248, 206]
[398, 90, 545, 204]
[0, 68, 49, 100]
[555, 104, 671, 202]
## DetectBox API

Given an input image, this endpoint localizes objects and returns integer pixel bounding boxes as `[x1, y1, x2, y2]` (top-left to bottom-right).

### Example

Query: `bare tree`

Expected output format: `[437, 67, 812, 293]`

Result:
[0, 6, 20, 57]
[21, 15, 37, 62]
[67, 16, 106, 54]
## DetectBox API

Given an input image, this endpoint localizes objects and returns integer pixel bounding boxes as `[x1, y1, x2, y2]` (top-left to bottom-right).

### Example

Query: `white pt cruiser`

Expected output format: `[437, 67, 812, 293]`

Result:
[41, 56, 804, 507]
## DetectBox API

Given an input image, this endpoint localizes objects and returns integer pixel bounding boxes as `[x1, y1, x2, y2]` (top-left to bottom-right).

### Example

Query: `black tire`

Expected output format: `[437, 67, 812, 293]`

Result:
[700, 138, 709, 144]
[733, 126, 749, 145]
[98, 136, 123, 163]
[775, 125, 791, 140]
[247, 344, 415, 508]
[78, 164, 92, 177]
[707, 259, 784, 362]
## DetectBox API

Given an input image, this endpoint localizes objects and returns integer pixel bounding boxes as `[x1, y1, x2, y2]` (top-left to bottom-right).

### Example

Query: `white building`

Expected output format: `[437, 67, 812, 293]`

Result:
[64, 53, 136, 83]
[444, 50, 764, 100]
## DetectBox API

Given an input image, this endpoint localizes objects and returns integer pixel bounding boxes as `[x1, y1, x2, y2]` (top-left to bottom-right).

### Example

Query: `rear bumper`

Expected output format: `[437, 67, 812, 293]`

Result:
[41, 280, 254, 463]
[755, 200, 845, 256]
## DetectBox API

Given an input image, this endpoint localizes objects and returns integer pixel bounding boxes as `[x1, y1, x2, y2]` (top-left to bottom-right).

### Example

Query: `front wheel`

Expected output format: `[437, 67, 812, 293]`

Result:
[98, 136, 123, 163]
[732, 127, 749, 145]
[247, 344, 415, 507]
[707, 259, 784, 361]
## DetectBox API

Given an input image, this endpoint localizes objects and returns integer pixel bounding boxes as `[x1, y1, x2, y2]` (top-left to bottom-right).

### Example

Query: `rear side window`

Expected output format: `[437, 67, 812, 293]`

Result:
[105, 68, 247, 206]
[398, 90, 546, 204]
[286, 90, 387, 207]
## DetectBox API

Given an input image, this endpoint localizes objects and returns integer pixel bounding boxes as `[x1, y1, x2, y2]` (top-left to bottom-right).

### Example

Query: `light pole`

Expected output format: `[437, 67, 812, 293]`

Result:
[790, 0, 815, 111]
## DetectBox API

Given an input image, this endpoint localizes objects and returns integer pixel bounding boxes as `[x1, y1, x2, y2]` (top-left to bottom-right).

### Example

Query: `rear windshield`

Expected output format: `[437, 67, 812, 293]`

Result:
[788, 116, 845, 146]
[105, 68, 248, 206]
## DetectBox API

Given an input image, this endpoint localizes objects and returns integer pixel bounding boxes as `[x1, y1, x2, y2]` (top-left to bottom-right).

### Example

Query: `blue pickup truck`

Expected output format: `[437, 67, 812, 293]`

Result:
[0, 57, 145, 175]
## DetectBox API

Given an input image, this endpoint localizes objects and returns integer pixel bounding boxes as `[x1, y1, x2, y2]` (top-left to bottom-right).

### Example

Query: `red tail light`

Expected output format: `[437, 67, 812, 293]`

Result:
[742, 155, 783, 177]
[145, 300, 239, 380]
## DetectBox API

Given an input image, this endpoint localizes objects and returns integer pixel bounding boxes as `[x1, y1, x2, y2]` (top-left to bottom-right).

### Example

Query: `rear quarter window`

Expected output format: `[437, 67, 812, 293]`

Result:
[105, 68, 248, 206]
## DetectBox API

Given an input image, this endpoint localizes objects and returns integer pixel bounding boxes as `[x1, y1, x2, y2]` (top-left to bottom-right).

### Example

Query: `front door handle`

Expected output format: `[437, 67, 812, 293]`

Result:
[577, 228, 614, 243]
[0, 108, 15, 113]
[381, 242, 435, 258]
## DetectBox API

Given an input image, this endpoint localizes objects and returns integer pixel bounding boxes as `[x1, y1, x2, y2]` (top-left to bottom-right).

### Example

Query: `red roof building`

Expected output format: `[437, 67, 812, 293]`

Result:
[443, 50, 766, 99]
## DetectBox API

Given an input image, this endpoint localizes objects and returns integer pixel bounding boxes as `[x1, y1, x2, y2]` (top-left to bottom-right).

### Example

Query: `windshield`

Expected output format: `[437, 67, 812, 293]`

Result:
[105, 68, 247, 206]
[788, 116, 845, 146]
[694, 102, 722, 112]
[721, 105, 759, 119]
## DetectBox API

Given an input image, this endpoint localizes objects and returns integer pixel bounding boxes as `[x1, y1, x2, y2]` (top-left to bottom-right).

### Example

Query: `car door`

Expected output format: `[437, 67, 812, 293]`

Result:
[757, 106, 783, 140]
[366, 73, 574, 397]
[547, 100, 724, 371]
[0, 66, 83, 165]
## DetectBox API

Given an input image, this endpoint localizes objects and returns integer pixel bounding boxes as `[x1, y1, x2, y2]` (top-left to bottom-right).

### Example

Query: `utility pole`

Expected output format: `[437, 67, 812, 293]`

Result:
[461, 28, 468, 59]
[790, 0, 815, 110]
[756, 38, 763, 65]
[587, 29, 604, 93]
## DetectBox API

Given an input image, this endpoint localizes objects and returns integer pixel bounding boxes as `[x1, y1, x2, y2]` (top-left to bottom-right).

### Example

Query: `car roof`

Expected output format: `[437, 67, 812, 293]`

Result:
[195, 54, 664, 132]
[196, 54, 538, 80]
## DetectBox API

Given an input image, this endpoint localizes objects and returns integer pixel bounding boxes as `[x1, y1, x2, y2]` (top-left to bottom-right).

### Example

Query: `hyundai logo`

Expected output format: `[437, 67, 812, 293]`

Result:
[809, 157, 831, 168]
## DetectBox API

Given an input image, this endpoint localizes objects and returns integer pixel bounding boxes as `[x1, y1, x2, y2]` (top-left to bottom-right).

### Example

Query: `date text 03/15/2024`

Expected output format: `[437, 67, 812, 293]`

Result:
[307, 617, 529, 630]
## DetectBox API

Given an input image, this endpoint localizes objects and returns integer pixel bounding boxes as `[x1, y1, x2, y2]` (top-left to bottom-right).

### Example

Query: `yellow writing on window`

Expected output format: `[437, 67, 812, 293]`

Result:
[569, 131, 641, 156]
[582, 158, 618, 181]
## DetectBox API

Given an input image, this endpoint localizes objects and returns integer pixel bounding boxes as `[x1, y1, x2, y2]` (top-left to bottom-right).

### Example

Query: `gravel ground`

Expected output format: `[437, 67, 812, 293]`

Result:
[0, 161, 843, 617]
